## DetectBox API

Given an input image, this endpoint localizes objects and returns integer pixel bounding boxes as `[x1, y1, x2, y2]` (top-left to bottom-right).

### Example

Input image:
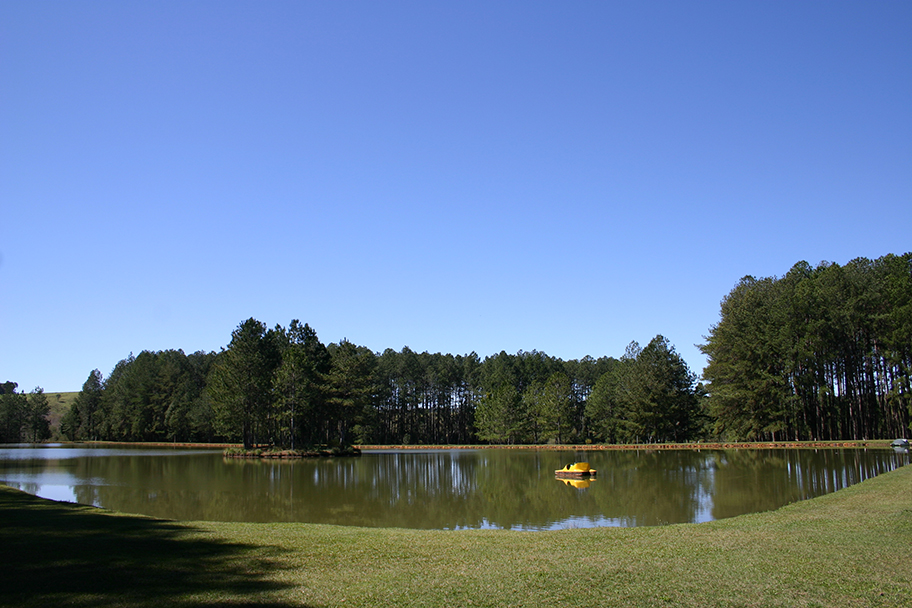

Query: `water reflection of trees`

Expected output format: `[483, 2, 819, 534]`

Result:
[580, 450, 714, 526]
[6, 449, 908, 530]
[709, 449, 906, 520]
[67, 451, 716, 529]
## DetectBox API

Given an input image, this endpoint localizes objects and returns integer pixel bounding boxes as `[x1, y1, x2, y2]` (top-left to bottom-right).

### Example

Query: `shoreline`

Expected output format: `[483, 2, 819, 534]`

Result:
[36, 439, 898, 450]
[358, 440, 894, 450]
[223, 446, 361, 459]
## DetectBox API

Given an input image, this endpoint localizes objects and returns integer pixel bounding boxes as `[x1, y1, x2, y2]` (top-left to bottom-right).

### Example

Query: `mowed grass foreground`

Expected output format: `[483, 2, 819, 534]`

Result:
[2, 465, 911, 608]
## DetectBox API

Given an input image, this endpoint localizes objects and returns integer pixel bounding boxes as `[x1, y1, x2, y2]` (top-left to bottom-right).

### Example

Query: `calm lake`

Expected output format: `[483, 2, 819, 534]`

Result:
[1, 445, 908, 530]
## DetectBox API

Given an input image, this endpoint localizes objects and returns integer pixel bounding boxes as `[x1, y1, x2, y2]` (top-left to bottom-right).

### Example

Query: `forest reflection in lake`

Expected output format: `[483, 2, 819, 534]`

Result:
[0, 445, 907, 530]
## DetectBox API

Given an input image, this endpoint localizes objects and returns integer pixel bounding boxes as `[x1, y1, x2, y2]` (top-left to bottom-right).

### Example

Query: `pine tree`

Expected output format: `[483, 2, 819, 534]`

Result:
[26, 387, 51, 442]
[208, 318, 281, 448]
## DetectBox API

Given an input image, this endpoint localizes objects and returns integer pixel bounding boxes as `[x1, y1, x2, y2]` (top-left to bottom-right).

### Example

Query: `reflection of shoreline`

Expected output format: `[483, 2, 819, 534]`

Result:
[360, 441, 891, 451]
[57, 440, 895, 451]
[4, 448, 906, 530]
[56, 441, 241, 448]
[223, 447, 361, 460]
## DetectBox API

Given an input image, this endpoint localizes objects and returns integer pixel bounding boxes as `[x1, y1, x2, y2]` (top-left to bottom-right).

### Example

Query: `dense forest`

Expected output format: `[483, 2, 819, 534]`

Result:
[0, 382, 51, 443]
[3, 253, 909, 446]
[47, 319, 704, 448]
[701, 253, 911, 441]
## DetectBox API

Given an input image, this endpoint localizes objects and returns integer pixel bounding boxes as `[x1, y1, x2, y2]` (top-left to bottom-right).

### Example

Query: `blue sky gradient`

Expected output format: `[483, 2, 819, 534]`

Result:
[2, 1, 910, 391]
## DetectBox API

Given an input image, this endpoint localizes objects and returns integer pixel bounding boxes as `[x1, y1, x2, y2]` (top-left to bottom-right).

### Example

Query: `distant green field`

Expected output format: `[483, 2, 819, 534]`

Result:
[45, 391, 78, 440]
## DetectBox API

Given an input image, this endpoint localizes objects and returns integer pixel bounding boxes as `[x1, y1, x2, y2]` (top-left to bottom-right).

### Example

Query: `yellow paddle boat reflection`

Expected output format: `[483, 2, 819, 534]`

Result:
[558, 477, 593, 489]
[554, 462, 597, 478]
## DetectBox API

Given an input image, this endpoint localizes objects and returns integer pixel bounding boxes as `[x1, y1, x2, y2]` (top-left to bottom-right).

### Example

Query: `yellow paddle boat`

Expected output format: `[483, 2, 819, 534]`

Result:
[554, 462, 597, 478]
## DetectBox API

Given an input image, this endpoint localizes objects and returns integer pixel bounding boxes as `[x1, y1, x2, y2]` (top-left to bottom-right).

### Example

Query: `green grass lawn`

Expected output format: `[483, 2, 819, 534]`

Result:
[2, 464, 910, 608]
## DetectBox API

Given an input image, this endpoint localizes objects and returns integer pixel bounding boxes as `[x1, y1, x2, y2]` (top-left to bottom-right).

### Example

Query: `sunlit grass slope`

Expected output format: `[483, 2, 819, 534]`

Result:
[45, 390, 78, 439]
[2, 464, 910, 607]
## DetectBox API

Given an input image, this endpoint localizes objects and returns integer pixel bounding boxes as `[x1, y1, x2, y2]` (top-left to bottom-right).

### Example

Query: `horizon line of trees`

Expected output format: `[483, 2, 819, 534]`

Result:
[701, 253, 912, 441]
[8, 252, 910, 447]
[52, 321, 707, 448]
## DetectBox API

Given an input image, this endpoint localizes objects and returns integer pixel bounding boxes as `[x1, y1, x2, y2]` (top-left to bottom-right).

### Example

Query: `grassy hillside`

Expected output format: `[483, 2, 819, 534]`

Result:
[45, 391, 78, 440]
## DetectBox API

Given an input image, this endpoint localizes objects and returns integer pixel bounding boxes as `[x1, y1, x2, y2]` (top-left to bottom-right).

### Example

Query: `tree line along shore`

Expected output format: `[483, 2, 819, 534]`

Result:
[2, 253, 909, 450]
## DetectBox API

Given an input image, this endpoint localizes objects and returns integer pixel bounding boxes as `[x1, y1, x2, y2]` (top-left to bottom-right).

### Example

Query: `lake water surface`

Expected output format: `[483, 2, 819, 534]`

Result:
[1, 445, 907, 530]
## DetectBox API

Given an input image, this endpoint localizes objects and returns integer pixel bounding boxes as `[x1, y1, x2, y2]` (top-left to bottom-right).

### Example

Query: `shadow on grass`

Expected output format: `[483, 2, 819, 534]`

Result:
[0, 486, 304, 608]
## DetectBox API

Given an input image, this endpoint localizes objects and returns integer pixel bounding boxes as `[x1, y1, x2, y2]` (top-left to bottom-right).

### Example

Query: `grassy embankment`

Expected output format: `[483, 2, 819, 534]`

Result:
[45, 391, 78, 440]
[2, 461, 911, 607]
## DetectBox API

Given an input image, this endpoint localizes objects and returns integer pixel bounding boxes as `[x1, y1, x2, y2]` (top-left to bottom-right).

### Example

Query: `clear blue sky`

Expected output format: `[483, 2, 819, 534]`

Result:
[2, 1, 910, 392]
